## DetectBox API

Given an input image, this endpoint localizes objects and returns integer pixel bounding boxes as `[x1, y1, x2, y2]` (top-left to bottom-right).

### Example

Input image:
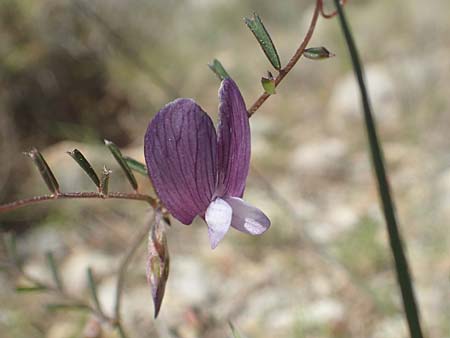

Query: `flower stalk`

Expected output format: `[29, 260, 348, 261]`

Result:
[333, 1, 425, 337]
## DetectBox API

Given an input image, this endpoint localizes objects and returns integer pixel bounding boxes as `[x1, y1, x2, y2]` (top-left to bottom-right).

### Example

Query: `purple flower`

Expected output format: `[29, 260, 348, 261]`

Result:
[144, 78, 270, 249]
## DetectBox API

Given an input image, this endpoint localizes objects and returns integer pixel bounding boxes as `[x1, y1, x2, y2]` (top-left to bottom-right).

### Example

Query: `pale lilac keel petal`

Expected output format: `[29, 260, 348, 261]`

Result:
[144, 98, 217, 225]
[224, 197, 271, 235]
[216, 78, 251, 198]
[205, 198, 232, 249]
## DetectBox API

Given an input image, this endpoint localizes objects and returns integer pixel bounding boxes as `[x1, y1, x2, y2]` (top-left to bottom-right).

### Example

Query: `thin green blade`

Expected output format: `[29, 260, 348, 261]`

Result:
[244, 13, 281, 70]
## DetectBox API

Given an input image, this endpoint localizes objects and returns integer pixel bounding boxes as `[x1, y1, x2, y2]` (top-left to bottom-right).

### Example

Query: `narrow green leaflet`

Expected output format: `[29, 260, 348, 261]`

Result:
[46, 251, 64, 292]
[124, 156, 148, 176]
[229, 322, 249, 338]
[104, 140, 138, 190]
[208, 59, 230, 81]
[244, 13, 281, 70]
[86, 267, 104, 315]
[46, 303, 89, 312]
[303, 47, 335, 60]
[16, 285, 47, 293]
[24, 148, 60, 194]
[67, 149, 100, 187]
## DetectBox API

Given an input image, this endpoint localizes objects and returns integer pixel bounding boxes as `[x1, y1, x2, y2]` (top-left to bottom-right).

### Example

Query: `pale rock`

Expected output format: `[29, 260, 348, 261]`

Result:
[18, 226, 66, 257]
[292, 138, 348, 174]
[265, 306, 299, 331]
[242, 288, 296, 321]
[307, 222, 336, 243]
[306, 204, 358, 243]
[167, 256, 213, 305]
[251, 116, 276, 158]
[97, 276, 116, 318]
[302, 298, 344, 324]
[372, 316, 407, 338]
[61, 249, 117, 294]
[324, 204, 358, 232]
[328, 64, 399, 129]
[309, 275, 333, 296]
[22, 260, 54, 285]
[47, 321, 78, 338]
[121, 286, 154, 326]
[415, 285, 447, 327]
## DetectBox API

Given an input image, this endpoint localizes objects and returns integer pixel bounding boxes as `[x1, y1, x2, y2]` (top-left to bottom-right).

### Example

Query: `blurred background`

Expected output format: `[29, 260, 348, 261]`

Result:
[1, 0, 449, 337]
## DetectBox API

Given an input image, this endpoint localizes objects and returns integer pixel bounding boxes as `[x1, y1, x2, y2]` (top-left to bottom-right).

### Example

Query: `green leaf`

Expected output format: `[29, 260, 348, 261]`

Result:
[67, 149, 100, 187]
[303, 47, 335, 60]
[24, 148, 60, 194]
[100, 166, 112, 195]
[104, 140, 138, 190]
[16, 285, 48, 293]
[124, 156, 148, 176]
[229, 322, 248, 338]
[46, 303, 89, 312]
[46, 251, 64, 292]
[208, 59, 230, 81]
[86, 267, 104, 315]
[244, 13, 281, 70]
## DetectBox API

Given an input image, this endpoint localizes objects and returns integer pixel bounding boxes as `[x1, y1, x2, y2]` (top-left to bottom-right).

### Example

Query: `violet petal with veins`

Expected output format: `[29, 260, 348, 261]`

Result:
[144, 78, 270, 249]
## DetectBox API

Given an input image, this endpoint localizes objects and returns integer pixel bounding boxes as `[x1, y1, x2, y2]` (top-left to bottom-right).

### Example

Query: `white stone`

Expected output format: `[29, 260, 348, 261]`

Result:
[302, 299, 344, 324]
[328, 64, 399, 129]
[372, 316, 407, 338]
[47, 321, 78, 338]
[61, 249, 117, 294]
[167, 256, 213, 305]
[292, 138, 348, 174]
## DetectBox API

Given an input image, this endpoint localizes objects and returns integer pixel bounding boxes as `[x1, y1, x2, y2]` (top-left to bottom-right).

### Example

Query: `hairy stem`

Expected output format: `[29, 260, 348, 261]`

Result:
[333, 1, 425, 337]
[0, 191, 157, 214]
[248, 0, 321, 116]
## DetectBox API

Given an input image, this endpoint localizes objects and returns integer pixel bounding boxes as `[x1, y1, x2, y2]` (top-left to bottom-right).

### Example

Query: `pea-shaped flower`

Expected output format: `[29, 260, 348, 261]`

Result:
[144, 78, 270, 249]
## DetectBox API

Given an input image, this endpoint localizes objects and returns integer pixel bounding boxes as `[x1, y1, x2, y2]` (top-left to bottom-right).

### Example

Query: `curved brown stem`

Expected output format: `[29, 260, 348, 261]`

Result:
[248, 0, 348, 116]
[319, 0, 347, 19]
[0, 191, 158, 214]
[248, 1, 321, 116]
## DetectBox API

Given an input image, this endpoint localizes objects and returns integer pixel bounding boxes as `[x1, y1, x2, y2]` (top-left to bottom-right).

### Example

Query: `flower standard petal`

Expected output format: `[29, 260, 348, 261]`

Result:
[205, 198, 233, 249]
[144, 98, 217, 225]
[224, 197, 271, 235]
[216, 78, 251, 198]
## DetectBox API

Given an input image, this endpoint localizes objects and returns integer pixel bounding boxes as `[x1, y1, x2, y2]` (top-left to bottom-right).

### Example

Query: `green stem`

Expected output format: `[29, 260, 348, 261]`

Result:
[333, 1, 424, 338]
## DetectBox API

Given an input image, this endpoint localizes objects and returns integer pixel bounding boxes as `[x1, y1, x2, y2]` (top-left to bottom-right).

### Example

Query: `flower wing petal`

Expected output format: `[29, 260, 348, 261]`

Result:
[144, 98, 217, 224]
[216, 78, 251, 197]
[205, 198, 232, 249]
[224, 197, 271, 235]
